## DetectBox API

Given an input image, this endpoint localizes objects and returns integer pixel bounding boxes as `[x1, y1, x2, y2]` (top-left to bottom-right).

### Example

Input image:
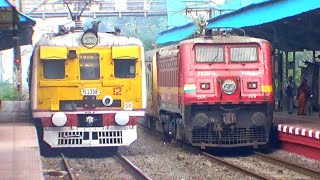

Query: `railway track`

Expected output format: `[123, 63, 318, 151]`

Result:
[202, 151, 320, 179]
[114, 152, 152, 180]
[202, 152, 269, 180]
[61, 153, 77, 180]
[252, 151, 320, 179]
[60, 152, 151, 180]
[139, 120, 320, 179]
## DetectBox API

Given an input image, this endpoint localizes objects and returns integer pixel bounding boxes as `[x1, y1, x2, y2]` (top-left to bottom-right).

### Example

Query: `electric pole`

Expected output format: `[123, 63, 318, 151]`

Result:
[12, 2, 22, 100]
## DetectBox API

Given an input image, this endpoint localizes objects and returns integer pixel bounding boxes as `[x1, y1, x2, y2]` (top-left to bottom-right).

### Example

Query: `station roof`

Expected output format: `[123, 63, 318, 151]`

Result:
[0, 0, 35, 51]
[207, 0, 320, 51]
[156, 22, 198, 46]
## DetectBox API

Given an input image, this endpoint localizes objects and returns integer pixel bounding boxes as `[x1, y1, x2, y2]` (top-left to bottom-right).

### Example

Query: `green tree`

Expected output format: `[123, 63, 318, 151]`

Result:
[0, 80, 18, 100]
[0, 80, 28, 101]
[83, 16, 168, 51]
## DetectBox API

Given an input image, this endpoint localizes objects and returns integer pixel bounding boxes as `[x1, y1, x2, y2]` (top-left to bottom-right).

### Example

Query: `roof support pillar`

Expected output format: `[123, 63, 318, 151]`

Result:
[12, 7, 22, 100]
[285, 51, 288, 81]
[312, 50, 320, 109]
[272, 26, 279, 50]
[278, 50, 284, 111]
[293, 51, 296, 81]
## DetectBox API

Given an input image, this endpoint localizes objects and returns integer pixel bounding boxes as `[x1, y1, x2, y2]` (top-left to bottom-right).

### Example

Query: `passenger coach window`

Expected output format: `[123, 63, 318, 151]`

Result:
[195, 45, 224, 63]
[114, 59, 136, 78]
[80, 53, 100, 80]
[230, 47, 257, 62]
[43, 60, 65, 79]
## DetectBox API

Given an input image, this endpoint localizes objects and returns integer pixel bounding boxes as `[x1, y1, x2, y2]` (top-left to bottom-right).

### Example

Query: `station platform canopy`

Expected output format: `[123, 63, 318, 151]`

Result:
[156, 22, 198, 46]
[206, 0, 320, 52]
[157, 0, 320, 52]
[0, 0, 35, 51]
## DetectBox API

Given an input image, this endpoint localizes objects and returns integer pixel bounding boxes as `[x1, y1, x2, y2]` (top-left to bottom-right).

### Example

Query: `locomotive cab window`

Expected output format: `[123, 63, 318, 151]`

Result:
[230, 46, 258, 62]
[43, 60, 65, 79]
[195, 45, 224, 63]
[79, 53, 100, 80]
[114, 59, 136, 78]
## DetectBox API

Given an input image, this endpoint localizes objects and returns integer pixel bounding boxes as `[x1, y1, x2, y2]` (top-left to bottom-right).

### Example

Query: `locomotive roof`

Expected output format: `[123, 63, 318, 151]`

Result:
[181, 35, 270, 45]
[35, 32, 143, 48]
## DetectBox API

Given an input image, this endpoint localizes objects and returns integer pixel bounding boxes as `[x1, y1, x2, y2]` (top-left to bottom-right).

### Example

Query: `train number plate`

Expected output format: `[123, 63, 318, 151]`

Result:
[81, 88, 100, 95]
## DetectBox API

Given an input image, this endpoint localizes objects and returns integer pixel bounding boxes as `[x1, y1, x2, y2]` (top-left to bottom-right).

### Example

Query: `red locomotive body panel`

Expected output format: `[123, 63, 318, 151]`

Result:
[157, 47, 181, 113]
[179, 41, 273, 106]
[146, 35, 274, 148]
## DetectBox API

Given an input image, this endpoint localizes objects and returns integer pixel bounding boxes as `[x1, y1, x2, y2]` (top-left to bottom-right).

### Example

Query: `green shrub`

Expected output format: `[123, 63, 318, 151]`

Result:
[0, 80, 28, 101]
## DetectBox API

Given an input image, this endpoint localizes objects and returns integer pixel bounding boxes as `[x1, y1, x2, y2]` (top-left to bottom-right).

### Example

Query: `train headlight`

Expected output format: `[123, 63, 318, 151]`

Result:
[222, 80, 236, 95]
[251, 112, 266, 126]
[52, 112, 67, 127]
[115, 112, 130, 126]
[193, 112, 209, 127]
[102, 96, 113, 106]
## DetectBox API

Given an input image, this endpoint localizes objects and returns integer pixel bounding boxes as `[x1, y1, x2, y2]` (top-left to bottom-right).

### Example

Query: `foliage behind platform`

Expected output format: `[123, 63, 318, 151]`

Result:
[0, 80, 28, 101]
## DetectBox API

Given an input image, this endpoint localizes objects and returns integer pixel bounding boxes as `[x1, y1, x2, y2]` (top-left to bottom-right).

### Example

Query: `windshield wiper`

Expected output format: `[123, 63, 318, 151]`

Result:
[209, 51, 219, 66]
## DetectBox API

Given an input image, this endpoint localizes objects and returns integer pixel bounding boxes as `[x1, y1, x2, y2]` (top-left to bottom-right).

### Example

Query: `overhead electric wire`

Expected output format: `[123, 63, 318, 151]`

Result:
[28, 0, 63, 14]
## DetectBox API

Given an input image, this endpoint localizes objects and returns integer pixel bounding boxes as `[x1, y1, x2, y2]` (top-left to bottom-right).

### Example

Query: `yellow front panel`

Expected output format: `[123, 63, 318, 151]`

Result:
[36, 46, 142, 111]
[40, 46, 68, 60]
[112, 46, 140, 59]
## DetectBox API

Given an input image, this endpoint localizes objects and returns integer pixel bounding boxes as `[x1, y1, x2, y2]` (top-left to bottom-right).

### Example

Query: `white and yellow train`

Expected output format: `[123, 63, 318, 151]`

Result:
[28, 23, 146, 150]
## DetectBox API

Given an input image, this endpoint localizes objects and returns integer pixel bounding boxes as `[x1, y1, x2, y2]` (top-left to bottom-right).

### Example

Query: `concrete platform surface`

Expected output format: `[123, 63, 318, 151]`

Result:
[0, 101, 44, 179]
[273, 111, 320, 160]
[274, 111, 320, 139]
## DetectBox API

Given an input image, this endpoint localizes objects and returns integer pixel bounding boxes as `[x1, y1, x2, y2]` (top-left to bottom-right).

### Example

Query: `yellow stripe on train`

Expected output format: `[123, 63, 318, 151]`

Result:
[261, 85, 273, 93]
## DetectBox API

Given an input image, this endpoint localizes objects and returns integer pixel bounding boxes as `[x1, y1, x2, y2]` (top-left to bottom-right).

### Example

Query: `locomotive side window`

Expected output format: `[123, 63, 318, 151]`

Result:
[195, 45, 224, 63]
[43, 60, 65, 79]
[230, 46, 258, 62]
[114, 59, 136, 78]
[79, 53, 100, 80]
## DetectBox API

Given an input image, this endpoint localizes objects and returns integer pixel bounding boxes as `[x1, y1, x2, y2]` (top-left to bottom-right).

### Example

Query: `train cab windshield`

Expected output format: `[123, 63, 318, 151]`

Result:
[230, 46, 258, 62]
[114, 59, 136, 78]
[43, 60, 65, 79]
[194, 44, 259, 64]
[195, 45, 224, 63]
[79, 53, 100, 80]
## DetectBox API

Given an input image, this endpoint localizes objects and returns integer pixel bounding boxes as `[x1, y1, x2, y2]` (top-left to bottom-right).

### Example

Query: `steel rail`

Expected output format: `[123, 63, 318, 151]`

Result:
[61, 153, 77, 180]
[253, 151, 320, 179]
[115, 152, 152, 180]
[140, 120, 269, 179]
[139, 119, 319, 179]
[202, 152, 269, 180]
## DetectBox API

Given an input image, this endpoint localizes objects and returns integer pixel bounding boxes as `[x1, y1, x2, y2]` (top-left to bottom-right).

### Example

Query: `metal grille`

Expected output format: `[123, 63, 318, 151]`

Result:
[99, 131, 123, 144]
[230, 47, 257, 62]
[191, 127, 267, 145]
[57, 131, 123, 145]
[58, 132, 83, 145]
[195, 45, 224, 63]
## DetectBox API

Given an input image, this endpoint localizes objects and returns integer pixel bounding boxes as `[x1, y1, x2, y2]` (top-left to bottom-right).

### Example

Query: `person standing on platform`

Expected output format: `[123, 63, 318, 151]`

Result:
[296, 79, 310, 115]
[284, 76, 296, 114]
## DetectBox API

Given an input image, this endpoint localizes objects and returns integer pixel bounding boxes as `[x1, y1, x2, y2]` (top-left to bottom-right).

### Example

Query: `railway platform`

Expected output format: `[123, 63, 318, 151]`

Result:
[273, 111, 320, 160]
[0, 101, 44, 179]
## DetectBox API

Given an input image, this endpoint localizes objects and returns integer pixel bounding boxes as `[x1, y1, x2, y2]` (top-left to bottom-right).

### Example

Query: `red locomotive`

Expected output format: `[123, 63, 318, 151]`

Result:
[145, 31, 273, 148]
